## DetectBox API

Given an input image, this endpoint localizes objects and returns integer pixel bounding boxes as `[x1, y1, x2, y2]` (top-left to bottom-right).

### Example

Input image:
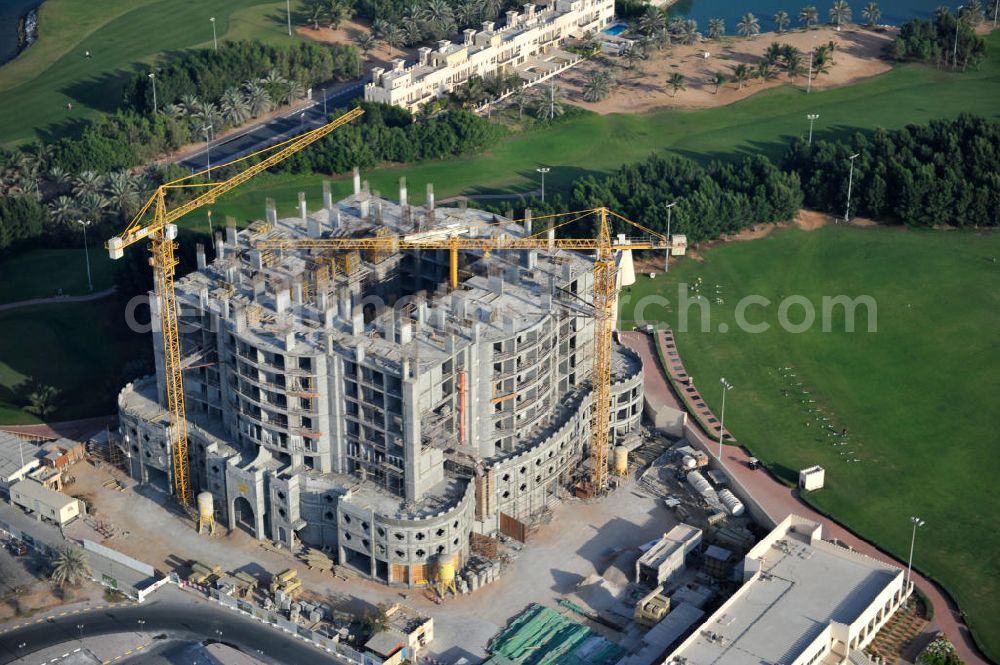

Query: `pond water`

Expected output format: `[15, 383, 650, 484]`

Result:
[666, 0, 952, 33]
[1, 0, 44, 65]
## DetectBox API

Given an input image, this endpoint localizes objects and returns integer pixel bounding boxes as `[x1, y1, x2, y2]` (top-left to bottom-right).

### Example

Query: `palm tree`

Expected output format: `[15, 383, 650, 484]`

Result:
[861, 1, 881, 26]
[710, 71, 728, 93]
[354, 32, 378, 77]
[736, 13, 761, 38]
[179, 94, 200, 118]
[72, 171, 104, 199]
[106, 171, 140, 217]
[731, 63, 752, 89]
[667, 72, 686, 96]
[677, 19, 700, 44]
[510, 86, 529, 119]
[756, 61, 776, 82]
[304, 0, 327, 30]
[220, 87, 250, 125]
[829, 0, 852, 28]
[533, 84, 564, 121]
[78, 192, 109, 220]
[774, 10, 791, 32]
[243, 82, 273, 117]
[800, 5, 819, 27]
[285, 79, 306, 104]
[50, 546, 91, 588]
[454, 0, 479, 27]
[959, 0, 984, 25]
[477, 0, 503, 21]
[639, 7, 666, 36]
[418, 0, 457, 40]
[380, 22, 406, 57]
[765, 41, 784, 65]
[785, 52, 806, 78]
[707, 18, 725, 40]
[48, 196, 77, 225]
[582, 71, 614, 102]
[623, 45, 647, 71]
[326, 0, 355, 29]
[26, 383, 59, 419]
[47, 166, 72, 194]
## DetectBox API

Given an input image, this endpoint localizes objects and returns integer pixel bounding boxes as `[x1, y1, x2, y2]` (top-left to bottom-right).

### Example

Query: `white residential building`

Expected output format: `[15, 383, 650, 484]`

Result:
[365, 0, 615, 111]
[664, 515, 911, 665]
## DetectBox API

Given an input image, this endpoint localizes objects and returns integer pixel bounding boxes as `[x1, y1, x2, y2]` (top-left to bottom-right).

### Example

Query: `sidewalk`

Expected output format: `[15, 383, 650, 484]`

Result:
[0, 288, 115, 313]
[619, 330, 988, 665]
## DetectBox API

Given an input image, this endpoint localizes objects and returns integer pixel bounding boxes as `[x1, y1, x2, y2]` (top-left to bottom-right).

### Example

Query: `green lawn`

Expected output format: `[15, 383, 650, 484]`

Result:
[621, 226, 1000, 660]
[0, 298, 151, 424]
[0, 0, 297, 146]
[0, 248, 117, 304]
[207, 32, 1000, 224]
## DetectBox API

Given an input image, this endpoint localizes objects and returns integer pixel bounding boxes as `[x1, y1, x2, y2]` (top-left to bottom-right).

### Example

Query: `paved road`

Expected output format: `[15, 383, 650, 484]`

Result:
[0, 288, 115, 313]
[619, 330, 990, 665]
[0, 415, 115, 440]
[0, 585, 345, 665]
[176, 83, 364, 172]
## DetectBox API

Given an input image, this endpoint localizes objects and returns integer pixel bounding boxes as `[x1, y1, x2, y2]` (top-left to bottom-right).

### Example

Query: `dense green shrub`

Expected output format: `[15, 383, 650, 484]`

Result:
[783, 114, 999, 227]
[887, 13, 986, 68]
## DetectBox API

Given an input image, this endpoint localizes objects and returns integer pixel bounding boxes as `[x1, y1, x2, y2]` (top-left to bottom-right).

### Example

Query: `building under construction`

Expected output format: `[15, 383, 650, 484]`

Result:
[115, 172, 644, 586]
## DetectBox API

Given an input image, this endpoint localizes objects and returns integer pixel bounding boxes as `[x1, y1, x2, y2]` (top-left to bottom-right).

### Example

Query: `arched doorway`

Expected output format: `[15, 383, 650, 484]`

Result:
[233, 496, 256, 537]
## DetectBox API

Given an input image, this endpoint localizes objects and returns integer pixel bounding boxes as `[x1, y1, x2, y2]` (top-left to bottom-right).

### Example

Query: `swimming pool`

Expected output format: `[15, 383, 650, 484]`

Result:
[602, 23, 628, 37]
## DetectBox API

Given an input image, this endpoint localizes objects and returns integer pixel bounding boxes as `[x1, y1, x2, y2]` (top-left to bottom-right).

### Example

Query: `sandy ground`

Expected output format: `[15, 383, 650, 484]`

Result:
[561, 26, 894, 114]
[66, 457, 674, 660]
[298, 19, 419, 71]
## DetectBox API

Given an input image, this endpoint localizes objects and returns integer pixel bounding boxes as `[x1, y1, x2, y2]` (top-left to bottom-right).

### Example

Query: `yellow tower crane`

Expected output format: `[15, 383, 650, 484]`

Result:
[107, 108, 364, 507]
[255, 207, 667, 494]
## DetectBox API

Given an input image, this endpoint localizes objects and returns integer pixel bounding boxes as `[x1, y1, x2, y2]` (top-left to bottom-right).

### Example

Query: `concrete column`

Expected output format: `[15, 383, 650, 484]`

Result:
[524, 208, 533, 236]
[360, 182, 370, 220]
[399, 177, 408, 206]
[225, 217, 237, 245]
[353, 167, 361, 195]
[196, 243, 206, 270]
[426, 183, 435, 210]
[214, 232, 224, 260]
[322, 180, 333, 210]
[298, 192, 307, 221]
[265, 197, 277, 225]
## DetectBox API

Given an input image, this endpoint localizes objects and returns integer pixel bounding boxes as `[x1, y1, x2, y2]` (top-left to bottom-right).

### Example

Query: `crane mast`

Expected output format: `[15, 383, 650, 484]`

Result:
[108, 108, 364, 506]
[255, 207, 666, 494]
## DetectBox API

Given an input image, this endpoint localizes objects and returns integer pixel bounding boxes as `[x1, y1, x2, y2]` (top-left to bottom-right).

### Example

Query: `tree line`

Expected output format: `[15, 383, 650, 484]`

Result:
[121, 40, 358, 116]
[483, 115, 997, 241]
[783, 114, 998, 227]
[886, 6, 989, 68]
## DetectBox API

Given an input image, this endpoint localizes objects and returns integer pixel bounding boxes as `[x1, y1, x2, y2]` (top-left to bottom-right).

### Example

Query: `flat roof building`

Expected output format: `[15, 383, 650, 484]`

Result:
[664, 515, 911, 665]
[9, 479, 82, 527]
[635, 523, 702, 588]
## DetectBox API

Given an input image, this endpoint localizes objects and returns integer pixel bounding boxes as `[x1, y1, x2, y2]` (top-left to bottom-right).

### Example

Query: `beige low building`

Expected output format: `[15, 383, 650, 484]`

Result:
[363, 603, 433, 664]
[664, 514, 910, 665]
[9, 479, 83, 527]
[365, 0, 615, 111]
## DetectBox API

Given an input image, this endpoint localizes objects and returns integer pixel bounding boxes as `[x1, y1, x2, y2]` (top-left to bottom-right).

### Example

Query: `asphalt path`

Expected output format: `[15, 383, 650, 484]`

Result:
[0, 586, 346, 665]
[176, 83, 364, 172]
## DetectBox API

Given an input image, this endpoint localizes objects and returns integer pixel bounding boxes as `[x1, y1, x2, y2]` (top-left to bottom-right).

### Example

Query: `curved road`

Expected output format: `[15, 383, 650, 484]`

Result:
[619, 330, 989, 665]
[0, 287, 115, 313]
[0, 585, 344, 665]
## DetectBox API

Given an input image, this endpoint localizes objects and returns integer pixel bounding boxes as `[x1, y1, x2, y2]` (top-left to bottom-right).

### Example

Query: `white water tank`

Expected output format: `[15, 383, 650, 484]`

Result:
[718, 489, 745, 517]
[687, 471, 713, 496]
[197, 491, 214, 520]
[681, 455, 697, 470]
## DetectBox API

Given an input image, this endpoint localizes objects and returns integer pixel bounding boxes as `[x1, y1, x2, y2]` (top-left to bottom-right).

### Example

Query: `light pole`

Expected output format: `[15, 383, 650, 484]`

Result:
[202, 125, 214, 180]
[148, 72, 157, 115]
[322, 87, 327, 119]
[718, 378, 733, 468]
[906, 516, 925, 589]
[807, 113, 819, 145]
[286, 0, 293, 36]
[952, 8, 960, 68]
[664, 201, 677, 272]
[807, 50, 813, 93]
[137, 619, 146, 632]
[75, 219, 93, 292]
[210, 17, 218, 51]
[77, 623, 84, 641]
[844, 152, 860, 222]
[536, 167, 550, 202]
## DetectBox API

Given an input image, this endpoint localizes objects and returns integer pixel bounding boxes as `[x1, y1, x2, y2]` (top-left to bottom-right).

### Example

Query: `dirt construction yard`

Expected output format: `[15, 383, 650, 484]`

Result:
[561, 26, 894, 114]
[65, 459, 676, 660]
